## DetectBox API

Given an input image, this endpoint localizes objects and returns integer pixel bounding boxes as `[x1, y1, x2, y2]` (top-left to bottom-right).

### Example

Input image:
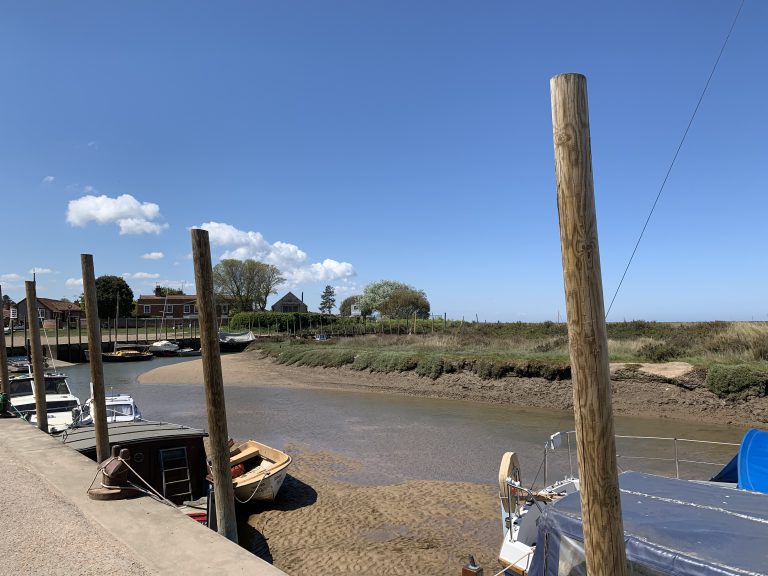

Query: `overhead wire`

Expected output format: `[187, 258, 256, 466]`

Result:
[604, 0, 746, 319]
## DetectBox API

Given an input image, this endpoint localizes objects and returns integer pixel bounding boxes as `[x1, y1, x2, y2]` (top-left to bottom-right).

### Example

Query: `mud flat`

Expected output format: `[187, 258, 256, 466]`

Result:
[139, 351, 768, 427]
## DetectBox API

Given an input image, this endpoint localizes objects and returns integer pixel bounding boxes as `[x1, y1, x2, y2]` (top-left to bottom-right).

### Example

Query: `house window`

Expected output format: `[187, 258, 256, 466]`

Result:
[38, 308, 45, 319]
[165, 305, 173, 313]
[143, 305, 151, 314]
[221, 304, 229, 314]
[183, 304, 191, 314]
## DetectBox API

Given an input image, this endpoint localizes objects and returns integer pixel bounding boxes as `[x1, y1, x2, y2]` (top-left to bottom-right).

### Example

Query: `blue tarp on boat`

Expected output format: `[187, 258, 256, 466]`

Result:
[738, 428, 768, 493]
[528, 471, 768, 576]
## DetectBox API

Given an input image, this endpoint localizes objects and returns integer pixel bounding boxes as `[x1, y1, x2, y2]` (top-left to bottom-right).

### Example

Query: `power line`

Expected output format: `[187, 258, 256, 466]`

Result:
[604, 0, 746, 319]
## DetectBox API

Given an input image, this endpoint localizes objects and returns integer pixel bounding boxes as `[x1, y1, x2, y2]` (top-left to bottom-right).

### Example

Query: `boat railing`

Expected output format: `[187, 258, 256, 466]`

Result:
[544, 430, 739, 486]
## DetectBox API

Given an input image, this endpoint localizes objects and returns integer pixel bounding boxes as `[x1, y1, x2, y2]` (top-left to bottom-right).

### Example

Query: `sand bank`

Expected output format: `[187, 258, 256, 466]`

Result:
[137, 351, 768, 574]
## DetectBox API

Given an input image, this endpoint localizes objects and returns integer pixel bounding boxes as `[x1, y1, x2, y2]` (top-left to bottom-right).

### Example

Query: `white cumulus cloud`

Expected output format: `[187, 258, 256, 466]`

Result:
[66, 193, 168, 235]
[28, 267, 52, 275]
[1, 273, 23, 282]
[42, 176, 55, 184]
[123, 272, 161, 280]
[195, 222, 356, 285]
[141, 252, 164, 260]
[65, 278, 83, 288]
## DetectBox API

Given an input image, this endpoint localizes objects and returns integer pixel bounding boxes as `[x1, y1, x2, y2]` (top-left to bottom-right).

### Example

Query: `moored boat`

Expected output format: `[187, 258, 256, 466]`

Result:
[84, 348, 154, 362]
[8, 370, 81, 433]
[218, 331, 256, 353]
[226, 440, 292, 502]
[177, 347, 202, 357]
[71, 393, 143, 426]
[148, 340, 180, 356]
[496, 429, 768, 576]
[62, 420, 210, 505]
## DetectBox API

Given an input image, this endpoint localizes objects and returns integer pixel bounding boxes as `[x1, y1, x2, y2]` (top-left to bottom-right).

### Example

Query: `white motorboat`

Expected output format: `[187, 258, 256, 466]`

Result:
[496, 429, 768, 576]
[148, 340, 180, 356]
[71, 393, 142, 427]
[8, 370, 81, 433]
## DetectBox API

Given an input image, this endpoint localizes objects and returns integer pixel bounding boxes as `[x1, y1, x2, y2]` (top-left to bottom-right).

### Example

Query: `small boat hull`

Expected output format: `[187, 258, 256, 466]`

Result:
[229, 440, 292, 502]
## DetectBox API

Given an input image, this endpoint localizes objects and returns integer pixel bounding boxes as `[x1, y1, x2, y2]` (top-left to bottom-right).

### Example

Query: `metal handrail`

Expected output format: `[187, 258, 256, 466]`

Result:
[544, 430, 739, 484]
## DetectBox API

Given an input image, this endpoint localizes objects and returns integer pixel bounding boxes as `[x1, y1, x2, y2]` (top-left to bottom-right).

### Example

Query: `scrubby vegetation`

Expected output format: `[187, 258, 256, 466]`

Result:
[244, 320, 768, 400]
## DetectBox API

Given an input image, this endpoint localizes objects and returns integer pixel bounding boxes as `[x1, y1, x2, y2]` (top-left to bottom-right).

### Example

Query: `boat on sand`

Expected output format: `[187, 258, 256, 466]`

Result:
[223, 440, 292, 503]
[218, 331, 256, 353]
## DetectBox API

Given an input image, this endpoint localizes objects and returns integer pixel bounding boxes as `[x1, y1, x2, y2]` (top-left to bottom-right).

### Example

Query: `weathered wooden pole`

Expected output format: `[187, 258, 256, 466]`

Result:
[0, 285, 10, 396]
[191, 228, 238, 543]
[24, 281, 48, 432]
[81, 254, 110, 463]
[550, 73, 627, 576]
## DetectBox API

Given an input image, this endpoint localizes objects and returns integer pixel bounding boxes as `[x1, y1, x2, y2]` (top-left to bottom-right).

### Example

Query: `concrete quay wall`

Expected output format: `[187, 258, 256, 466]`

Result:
[0, 418, 287, 576]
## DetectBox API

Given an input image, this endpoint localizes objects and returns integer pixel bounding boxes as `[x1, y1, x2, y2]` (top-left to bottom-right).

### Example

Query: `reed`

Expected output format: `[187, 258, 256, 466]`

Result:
[253, 321, 768, 397]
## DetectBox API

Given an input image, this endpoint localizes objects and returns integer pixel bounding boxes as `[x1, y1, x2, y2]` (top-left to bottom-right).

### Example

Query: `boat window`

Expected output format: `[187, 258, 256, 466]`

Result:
[9, 381, 32, 397]
[109, 404, 133, 417]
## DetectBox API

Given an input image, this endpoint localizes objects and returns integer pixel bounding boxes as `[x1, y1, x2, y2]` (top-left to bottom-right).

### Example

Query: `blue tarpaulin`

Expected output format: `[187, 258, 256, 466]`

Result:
[529, 471, 768, 576]
[737, 428, 768, 493]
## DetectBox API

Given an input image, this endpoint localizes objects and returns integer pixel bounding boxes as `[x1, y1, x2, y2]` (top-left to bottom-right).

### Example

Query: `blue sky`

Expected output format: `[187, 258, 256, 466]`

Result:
[1, 1, 765, 321]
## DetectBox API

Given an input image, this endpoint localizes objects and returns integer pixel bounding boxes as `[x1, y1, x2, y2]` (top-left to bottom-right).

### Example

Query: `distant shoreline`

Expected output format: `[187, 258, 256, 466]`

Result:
[139, 350, 768, 428]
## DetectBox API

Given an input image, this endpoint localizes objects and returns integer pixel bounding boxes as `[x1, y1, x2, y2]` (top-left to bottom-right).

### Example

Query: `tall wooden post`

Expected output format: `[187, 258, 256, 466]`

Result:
[0, 285, 10, 396]
[81, 255, 110, 463]
[25, 281, 48, 432]
[191, 229, 238, 543]
[550, 73, 627, 576]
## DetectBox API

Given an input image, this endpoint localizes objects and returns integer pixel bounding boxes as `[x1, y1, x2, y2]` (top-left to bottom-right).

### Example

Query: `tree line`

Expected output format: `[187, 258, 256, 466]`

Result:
[68, 259, 430, 321]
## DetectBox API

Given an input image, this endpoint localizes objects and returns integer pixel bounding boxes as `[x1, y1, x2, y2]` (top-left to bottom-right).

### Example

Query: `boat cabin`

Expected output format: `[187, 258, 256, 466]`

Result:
[62, 421, 209, 505]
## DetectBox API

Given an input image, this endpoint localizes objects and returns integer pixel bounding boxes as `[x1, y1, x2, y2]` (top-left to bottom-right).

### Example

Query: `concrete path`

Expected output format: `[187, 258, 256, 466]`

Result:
[0, 418, 287, 576]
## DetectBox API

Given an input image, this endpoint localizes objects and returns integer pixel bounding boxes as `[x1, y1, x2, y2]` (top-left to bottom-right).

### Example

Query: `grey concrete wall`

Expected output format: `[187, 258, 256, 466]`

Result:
[0, 418, 287, 576]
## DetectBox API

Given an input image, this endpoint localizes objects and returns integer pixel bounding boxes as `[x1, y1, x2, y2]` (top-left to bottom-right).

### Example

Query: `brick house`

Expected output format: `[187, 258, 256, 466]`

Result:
[14, 298, 83, 329]
[136, 294, 231, 319]
[271, 292, 308, 313]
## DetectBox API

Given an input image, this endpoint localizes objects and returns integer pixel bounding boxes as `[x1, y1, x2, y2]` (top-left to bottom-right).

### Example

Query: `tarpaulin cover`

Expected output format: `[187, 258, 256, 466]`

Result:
[738, 428, 768, 493]
[528, 471, 768, 576]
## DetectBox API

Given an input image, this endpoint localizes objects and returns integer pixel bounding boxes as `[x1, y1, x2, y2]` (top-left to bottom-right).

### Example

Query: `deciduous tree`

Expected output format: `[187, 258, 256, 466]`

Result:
[358, 280, 413, 316]
[94, 276, 134, 319]
[213, 259, 285, 313]
[154, 286, 184, 296]
[378, 288, 430, 319]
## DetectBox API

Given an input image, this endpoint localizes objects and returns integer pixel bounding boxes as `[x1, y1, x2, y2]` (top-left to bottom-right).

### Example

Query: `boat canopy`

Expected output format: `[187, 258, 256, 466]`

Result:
[737, 428, 768, 493]
[528, 471, 768, 576]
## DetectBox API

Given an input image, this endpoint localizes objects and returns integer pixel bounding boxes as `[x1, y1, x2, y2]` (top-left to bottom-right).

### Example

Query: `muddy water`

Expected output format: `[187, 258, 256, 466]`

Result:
[60, 359, 746, 486]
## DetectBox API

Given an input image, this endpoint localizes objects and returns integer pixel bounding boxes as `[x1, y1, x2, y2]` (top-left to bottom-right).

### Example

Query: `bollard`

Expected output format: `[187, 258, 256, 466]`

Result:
[462, 555, 483, 576]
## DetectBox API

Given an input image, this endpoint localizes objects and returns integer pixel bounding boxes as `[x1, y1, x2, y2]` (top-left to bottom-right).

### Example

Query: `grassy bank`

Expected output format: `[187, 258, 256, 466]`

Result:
[250, 321, 768, 400]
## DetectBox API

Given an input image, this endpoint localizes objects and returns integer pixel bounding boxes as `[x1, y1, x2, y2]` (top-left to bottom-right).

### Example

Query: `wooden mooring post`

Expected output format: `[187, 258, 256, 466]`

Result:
[550, 73, 627, 576]
[25, 281, 48, 433]
[81, 254, 110, 463]
[0, 285, 9, 397]
[191, 228, 238, 543]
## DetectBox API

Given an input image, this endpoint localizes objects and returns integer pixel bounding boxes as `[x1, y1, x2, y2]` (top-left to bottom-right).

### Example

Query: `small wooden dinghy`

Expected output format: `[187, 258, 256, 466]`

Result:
[228, 440, 292, 503]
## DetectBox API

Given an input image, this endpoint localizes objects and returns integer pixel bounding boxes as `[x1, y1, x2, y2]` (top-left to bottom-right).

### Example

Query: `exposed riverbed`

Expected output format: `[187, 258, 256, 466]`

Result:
[58, 353, 752, 575]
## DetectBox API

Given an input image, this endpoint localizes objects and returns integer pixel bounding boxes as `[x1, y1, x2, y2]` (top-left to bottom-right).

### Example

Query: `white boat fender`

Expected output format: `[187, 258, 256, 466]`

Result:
[498, 451, 522, 515]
